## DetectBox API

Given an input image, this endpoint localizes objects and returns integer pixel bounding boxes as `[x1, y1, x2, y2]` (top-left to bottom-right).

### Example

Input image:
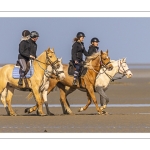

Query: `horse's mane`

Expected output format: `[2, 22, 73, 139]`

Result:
[85, 52, 100, 63]
[110, 60, 116, 62]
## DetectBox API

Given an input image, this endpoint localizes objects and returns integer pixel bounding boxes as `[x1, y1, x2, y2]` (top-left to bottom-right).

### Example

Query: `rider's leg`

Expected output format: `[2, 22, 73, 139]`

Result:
[18, 59, 27, 86]
[72, 63, 80, 86]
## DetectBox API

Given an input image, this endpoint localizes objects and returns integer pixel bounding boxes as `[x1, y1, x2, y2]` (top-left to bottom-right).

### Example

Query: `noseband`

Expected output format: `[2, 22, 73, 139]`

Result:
[100, 61, 111, 68]
[35, 51, 64, 78]
[100, 56, 112, 69]
[118, 60, 130, 75]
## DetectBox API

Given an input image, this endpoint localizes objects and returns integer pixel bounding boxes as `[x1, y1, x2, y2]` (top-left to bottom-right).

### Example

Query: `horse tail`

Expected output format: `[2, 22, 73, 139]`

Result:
[26, 92, 33, 100]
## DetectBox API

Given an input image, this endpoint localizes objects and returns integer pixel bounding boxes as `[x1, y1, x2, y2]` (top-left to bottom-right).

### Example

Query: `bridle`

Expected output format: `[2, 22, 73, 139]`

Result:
[34, 50, 64, 78]
[89, 55, 112, 73]
[97, 59, 130, 82]
[84, 53, 112, 86]
[100, 58, 112, 69]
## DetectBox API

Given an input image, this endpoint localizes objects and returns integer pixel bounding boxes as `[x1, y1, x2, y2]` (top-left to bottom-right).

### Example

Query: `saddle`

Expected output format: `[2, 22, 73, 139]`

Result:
[12, 60, 34, 79]
[68, 60, 87, 77]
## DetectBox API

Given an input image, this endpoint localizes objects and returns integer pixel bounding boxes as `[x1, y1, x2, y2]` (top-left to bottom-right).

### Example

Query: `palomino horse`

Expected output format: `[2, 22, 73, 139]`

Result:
[25, 50, 113, 115]
[0, 47, 65, 116]
[62, 58, 133, 114]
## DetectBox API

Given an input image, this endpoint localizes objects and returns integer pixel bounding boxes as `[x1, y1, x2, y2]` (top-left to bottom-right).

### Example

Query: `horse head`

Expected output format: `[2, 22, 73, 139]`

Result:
[45, 47, 65, 80]
[100, 49, 113, 70]
[118, 58, 133, 78]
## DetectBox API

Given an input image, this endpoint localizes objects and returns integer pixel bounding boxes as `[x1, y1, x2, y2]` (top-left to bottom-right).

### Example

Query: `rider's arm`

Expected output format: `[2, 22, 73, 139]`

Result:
[72, 43, 78, 61]
[83, 48, 89, 56]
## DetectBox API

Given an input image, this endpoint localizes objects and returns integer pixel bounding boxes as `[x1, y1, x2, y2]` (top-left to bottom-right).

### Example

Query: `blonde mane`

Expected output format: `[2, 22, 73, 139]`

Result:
[85, 52, 101, 63]
[84, 52, 101, 68]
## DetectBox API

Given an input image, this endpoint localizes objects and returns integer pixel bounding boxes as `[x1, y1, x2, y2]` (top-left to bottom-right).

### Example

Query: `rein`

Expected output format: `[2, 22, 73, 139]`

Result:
[97, 60, 129, 82]
[34, 51, 64, 78]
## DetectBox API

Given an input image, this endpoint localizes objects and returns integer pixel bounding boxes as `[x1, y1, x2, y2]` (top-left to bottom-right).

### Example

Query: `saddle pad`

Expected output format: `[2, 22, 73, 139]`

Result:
[12, 65, 34, 79]
[68, 62, 87, 77]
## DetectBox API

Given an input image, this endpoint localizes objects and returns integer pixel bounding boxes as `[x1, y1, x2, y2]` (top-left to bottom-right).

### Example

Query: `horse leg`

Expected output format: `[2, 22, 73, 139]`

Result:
[57, 83, 73, 114]
[86, 86, 102, 115]
[32, 87, 45, 116]
[42, 83, 54, 116]
[78, 91, 92, 112]
[5, 86, 17, 116]
[1, 88, 10, 115]
[95, 86, 109, 114]
[25, 80, 58, 115]
[60, 87, 76, 114]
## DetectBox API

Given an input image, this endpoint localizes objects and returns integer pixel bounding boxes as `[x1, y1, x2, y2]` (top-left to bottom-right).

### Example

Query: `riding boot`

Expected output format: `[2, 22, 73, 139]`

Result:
[18, 77, 23, 86]
[18, 70, 25, 86]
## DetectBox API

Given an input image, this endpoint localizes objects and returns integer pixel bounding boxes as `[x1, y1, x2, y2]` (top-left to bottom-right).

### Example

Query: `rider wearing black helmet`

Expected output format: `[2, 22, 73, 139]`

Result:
[88, 37, 100, 55]
[29, 31, 39, 60]
[18, 30, 39, 86]
[71, 32, 89, 86]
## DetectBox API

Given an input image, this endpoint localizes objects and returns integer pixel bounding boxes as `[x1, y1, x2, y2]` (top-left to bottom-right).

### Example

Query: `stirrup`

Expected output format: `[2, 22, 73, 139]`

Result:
[72, 79, 78, 86]
[18, 78, 23, 86]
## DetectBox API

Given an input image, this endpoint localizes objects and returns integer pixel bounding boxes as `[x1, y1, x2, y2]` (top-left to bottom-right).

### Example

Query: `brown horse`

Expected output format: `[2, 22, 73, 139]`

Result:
[25, 50, 113, 115]
[0, 47, 65, 116]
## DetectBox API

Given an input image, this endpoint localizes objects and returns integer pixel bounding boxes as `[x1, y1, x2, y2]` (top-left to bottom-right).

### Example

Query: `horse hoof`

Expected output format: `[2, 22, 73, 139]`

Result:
[98, 111, 103, 115]
[36, 110, 46, 116]
[63, 110, 69, 114]
[47, 112, 55, 116]
[102, 111, 108, 115]
[24, 108, 30, 113]
[78, 107, 83, 112]
[10, 113, 17, 116]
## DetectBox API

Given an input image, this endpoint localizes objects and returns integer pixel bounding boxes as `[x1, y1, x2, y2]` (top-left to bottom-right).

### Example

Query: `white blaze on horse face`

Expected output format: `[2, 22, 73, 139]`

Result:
[57, 58, 65, 80]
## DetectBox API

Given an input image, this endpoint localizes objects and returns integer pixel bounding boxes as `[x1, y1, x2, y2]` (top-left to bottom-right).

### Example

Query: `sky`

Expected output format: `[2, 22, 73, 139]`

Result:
[0, 17, 150, 64]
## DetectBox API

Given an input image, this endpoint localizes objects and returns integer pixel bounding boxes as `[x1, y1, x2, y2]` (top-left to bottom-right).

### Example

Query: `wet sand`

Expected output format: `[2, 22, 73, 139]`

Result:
[1, 68, 150, 133]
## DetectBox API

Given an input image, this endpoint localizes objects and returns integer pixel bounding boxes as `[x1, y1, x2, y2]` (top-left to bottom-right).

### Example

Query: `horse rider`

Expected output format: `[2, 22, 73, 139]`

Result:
[88, 37, 100, 55]
[71, 32, 89, 86]
[18, 30, 39, 86]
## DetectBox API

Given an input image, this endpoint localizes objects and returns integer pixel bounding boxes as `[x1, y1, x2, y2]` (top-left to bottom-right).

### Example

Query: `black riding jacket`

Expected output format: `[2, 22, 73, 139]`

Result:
[71, 41, 89, 62]
[88, 45, 99, 56]
[18, 38, 37, 60]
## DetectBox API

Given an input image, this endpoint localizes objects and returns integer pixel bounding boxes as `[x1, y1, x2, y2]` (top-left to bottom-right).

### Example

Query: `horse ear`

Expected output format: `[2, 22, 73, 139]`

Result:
[51, 48, 55, 53]
[123, 58, 126, 62]
[49, 48, 54, 53]
[46, 47, 50, 52]
[100, 50, 103, 54]
[106, 49, 108, 54]
[59, 57, 62, 62]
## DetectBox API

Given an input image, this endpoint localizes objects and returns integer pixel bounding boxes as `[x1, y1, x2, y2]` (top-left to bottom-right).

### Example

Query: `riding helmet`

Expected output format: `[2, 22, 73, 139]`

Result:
[91, 37, 100, 43]
[22, 30, 30, 37]
[76, 32, 85, 38]
[30, 31, 39, 38]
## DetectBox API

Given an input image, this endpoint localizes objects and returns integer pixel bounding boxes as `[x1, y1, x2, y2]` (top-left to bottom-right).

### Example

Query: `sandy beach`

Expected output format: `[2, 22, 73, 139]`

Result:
[0, 67, 150, 133]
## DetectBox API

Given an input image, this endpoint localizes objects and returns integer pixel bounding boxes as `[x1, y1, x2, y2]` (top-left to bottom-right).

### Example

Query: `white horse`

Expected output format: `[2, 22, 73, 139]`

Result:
[63, 58, 133, 114]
